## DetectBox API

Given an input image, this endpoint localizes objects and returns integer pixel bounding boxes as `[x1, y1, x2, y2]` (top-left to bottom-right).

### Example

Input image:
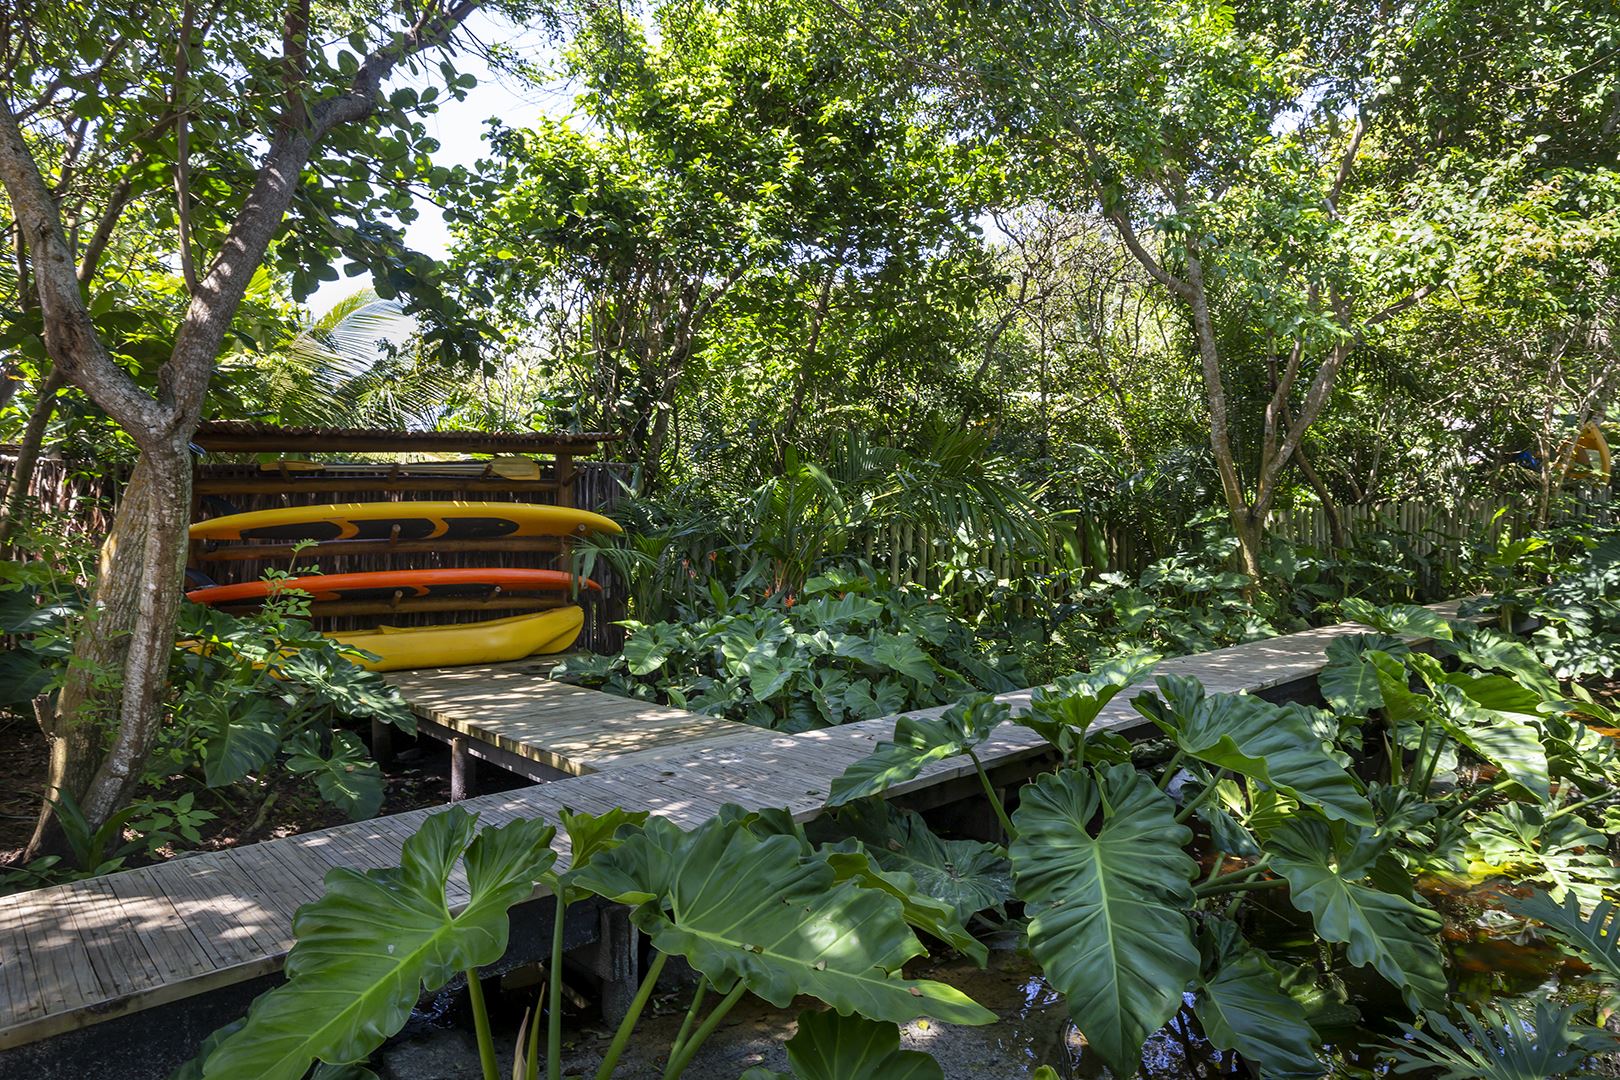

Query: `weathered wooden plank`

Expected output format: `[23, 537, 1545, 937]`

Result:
[385, 661, 764, 776]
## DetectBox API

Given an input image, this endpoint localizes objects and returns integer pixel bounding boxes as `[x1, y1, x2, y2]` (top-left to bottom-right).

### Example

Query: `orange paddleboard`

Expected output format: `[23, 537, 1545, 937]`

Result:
[186, 567, 600, 606]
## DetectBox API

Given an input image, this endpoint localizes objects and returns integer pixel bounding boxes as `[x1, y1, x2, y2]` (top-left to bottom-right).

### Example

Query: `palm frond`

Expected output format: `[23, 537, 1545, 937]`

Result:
[1385, 997, 1616, 1080]
[1509, 891, 1620, 1009]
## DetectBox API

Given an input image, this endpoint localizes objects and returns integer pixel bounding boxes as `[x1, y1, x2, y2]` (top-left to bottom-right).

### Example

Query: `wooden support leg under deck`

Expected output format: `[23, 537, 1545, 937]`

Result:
[576, 904, 640, 1024]
[450, 736, 477, 801]
[370, 718, 394, 765]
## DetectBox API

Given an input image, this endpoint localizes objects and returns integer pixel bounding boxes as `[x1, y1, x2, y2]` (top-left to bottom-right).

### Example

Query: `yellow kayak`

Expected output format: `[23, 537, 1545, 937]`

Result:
[329, 607, 584, 671]
[189, 501, 622, 542]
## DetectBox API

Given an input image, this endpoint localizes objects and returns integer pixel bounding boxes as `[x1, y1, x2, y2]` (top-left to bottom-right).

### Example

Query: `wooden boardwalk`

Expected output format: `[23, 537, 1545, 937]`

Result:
[384, 658, 771, 778]
[0, 605, 1460, 1050]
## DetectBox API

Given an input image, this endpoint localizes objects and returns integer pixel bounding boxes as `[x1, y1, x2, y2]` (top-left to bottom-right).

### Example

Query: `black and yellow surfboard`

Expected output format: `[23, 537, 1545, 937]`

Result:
[189, 501, 622, 543]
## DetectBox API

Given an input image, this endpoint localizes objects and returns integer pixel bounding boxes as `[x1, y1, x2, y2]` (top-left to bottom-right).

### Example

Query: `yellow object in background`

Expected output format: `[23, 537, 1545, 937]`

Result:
[1560, 423, 1612, 483]
[188, 500, 623, 542]
[328, 607, 585, 671]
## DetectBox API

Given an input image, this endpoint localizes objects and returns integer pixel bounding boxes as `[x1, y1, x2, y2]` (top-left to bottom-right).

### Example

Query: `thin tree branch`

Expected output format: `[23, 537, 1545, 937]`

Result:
[173, 0, 199, 294]
[1105, 208, 1194, 302]
[1326, 114, 1365, 216]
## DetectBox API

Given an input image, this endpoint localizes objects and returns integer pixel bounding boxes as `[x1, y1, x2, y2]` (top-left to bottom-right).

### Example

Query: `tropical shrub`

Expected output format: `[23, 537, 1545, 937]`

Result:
[1478, 523, 1620, 680]
[555, 575, 1022, 731]
[826, 601, 1620, 1077]
[177, 803, 994, 1080]
[1003, 517, 1465, 687]
[159, 599, 417, 821]
[570, 423, 1050, 625]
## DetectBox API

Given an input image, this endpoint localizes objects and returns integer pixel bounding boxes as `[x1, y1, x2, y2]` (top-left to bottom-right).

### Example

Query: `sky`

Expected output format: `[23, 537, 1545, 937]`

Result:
[310, 11, 573, 314]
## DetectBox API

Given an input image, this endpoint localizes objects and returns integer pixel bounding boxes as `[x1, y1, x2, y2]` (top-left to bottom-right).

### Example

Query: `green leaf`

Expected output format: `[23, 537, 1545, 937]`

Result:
[1431, 683, 1551, 802]
[555, 805, 650, 901]
[822, 843, 987, 965]
[1267, 814, 1445, 1011]
[1341, 599, 1454, 641]
[1019, 651, 1158, 760]
[1385, 997, 1618, 1080]
[828, 801, 1012, 923]
[623, 625, 680, 676]
[870, 633, 938, 685]
[1135, 677, 1373, 826]
[1508, 892, 1620, 1010]
[1468, 806, 1620, 910]
[1319, 634, 1409, 716]
[201, 696, 284, 787]
[1010, 765, 1200, 1077]
[199, 810, 556, 1079]
[760, 1008, 945, 1080]
[575, 809, 994, 1026]
[1452, 628, 1562, 696]
[1195, 924, 1324, 1079]
[286, 731, 384, 820]
[826, 695, 1009, 806]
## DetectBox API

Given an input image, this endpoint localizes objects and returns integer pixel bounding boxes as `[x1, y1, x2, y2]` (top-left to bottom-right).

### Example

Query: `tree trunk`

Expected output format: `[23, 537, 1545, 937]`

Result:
[0, 368, 65, 547]
[1232, 508, 1265, 583]
[1294, 441, 1348, 549]
[1184, 249, 1268, 583]
[26, 440, 191, 858]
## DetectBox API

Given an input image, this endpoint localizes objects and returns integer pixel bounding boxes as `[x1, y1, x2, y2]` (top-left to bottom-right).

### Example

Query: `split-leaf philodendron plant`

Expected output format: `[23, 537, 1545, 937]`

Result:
[180, 598, 1620, 1078]
[176, 801, 995, 1080]
[820, 600, 1620, 1077]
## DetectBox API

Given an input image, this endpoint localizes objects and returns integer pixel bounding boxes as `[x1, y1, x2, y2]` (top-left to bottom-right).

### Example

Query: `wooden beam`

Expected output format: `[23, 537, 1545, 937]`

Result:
[191, 422, 616, 456]
[193, 477, 564, 496]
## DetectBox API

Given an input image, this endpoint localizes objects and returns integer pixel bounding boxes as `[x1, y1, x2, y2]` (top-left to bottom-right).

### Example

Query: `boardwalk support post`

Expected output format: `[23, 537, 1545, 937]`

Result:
[370, 718, 394, 766]
[449, 736, 476, 801]
[577, 904, 640, 1024]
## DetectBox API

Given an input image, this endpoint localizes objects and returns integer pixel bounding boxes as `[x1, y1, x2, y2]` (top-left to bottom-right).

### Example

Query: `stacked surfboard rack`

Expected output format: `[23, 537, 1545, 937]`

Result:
[184, 423, 623, 671]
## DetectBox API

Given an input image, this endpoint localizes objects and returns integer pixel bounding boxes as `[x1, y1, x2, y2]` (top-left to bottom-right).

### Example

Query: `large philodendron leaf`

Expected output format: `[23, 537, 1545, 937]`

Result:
[1385, 998, 1619, 1080]
[1319, 634, 1410, 716]
[1194, 923, 1324, 1079]
[1134, 676, 1373, 827]
[575, 810, 994, 1026]
[286, 730, 384, 820]
[1451, 626, 1562, 697]
[553, 805, 650, 902]
[826, 694, 1009, 805]
[1266, 815, 1445, 1012]
[821, 843, 988, 966]
[739, 1009, 945, 1080]
[1010, 764, 1200, 1077]
[199, 809, 557, 1080]
[1340, 599, 1455, 642]
[1432, 683, 1551, 803]
[1017, 652, 1159, 761]
[828, 800, 1012, 923]
[201, 695, 284, 787]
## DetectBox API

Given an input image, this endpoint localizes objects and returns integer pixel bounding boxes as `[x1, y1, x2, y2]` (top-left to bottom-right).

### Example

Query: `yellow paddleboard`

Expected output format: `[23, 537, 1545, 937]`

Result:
[189, 501, 622, 542]
[329, 607, 585, 672]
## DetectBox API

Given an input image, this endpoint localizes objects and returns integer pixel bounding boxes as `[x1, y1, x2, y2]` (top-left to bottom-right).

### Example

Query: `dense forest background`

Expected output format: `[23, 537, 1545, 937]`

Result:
[5, 0, 1615, 552]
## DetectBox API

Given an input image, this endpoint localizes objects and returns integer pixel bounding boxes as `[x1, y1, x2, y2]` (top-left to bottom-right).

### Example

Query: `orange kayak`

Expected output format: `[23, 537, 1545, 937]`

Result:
[187, 567, 600, 606]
